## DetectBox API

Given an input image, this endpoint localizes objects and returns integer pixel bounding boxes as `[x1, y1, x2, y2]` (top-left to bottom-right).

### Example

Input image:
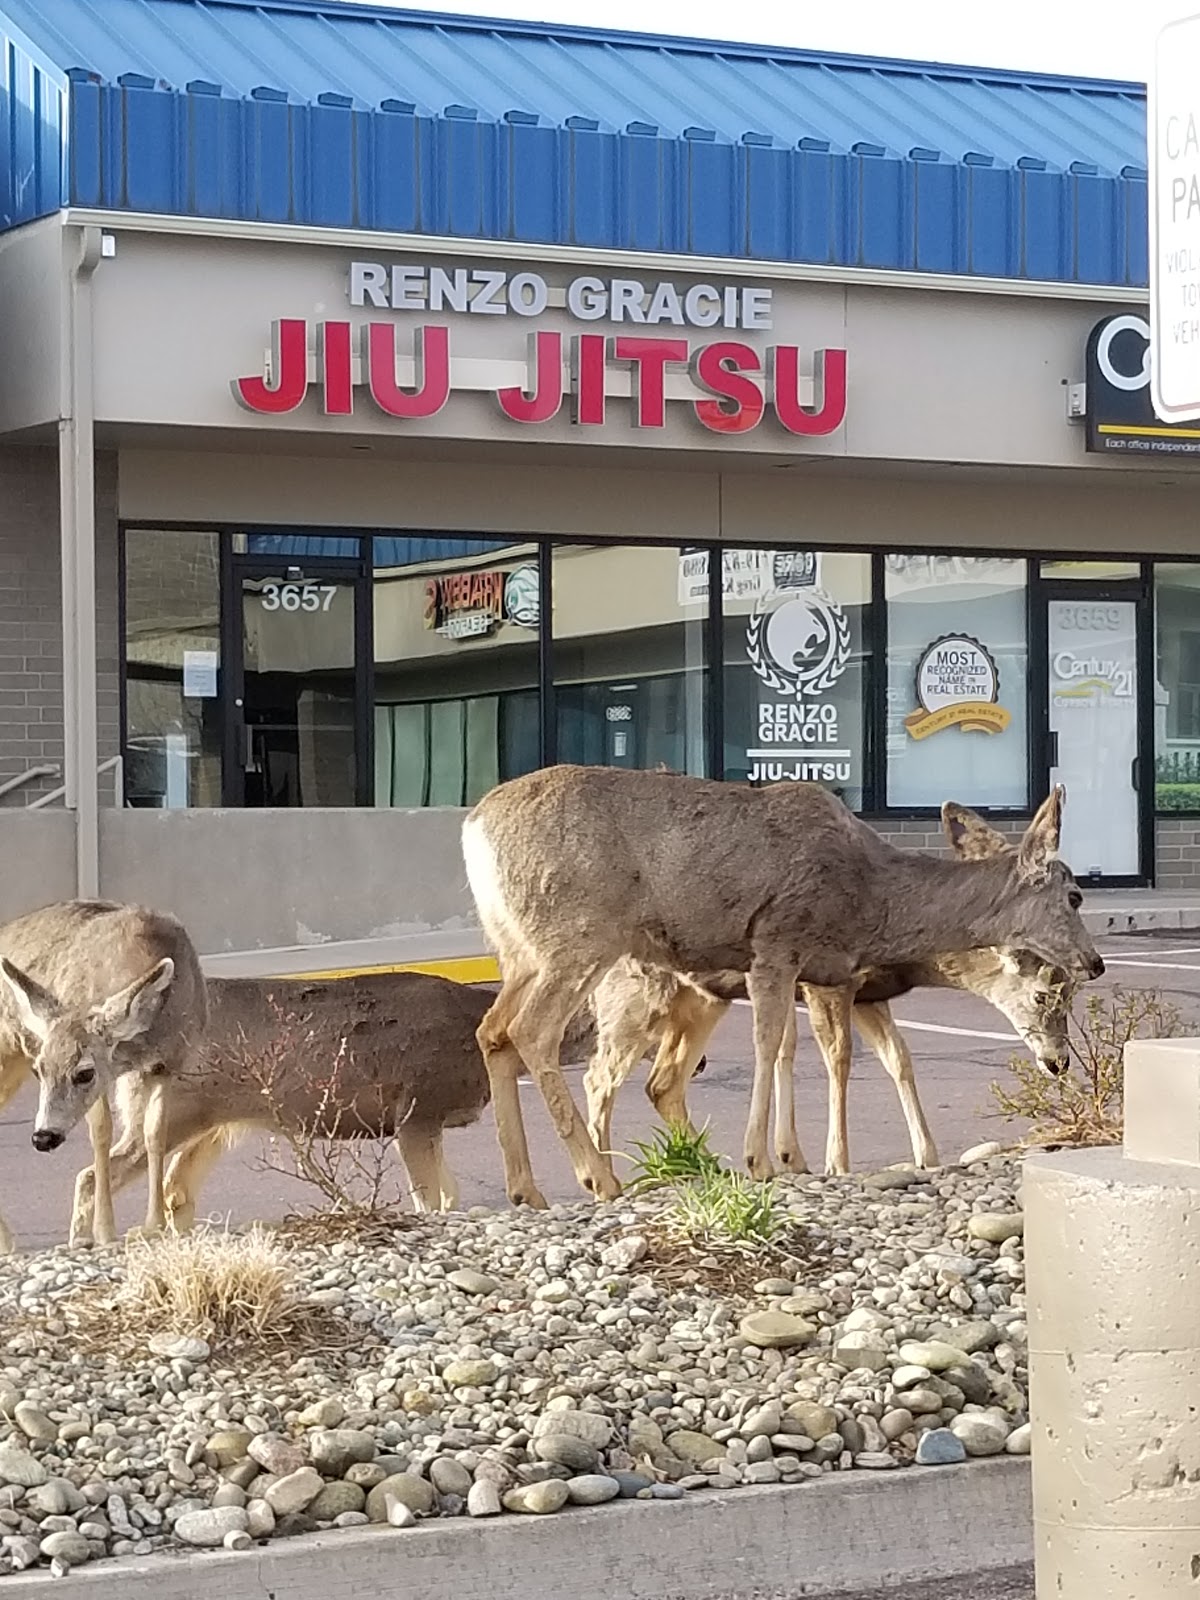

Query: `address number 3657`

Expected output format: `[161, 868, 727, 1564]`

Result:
[259, 582, 337, 613]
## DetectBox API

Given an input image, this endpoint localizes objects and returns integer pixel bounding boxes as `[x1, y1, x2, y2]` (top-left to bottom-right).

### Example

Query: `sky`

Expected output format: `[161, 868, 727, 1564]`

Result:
[358, 0, 1194, 83]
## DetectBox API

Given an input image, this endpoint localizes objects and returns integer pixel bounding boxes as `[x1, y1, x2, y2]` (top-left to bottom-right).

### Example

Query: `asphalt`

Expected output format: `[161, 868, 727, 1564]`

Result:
[810, 1569, 1035, 1600]
[3, 931, 1200, 1248]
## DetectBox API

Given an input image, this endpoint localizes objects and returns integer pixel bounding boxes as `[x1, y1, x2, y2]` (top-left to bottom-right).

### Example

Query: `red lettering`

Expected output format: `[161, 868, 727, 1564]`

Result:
[771, 346, 847, 436]
[498, 331, 564, 423]
[319, 321, 353, 416]
[571, 334, 606, 426]
[613, 336, 688, 428]
[232, 318, 309, 414]
[691, 341, 764, 433]
[366, 323, 451, 418]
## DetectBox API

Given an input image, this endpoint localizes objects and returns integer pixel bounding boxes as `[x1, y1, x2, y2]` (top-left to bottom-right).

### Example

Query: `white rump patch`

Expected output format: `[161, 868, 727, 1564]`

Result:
[462, 816, 517, 949]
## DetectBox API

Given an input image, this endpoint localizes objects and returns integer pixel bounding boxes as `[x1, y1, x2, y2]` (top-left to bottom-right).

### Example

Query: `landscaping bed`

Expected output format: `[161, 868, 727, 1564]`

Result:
[0, 1148, 1029, 1577]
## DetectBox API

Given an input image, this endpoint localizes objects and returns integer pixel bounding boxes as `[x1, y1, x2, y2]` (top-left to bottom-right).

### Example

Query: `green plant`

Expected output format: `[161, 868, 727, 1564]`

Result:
[990, 985, 1183, 1147]
[626, 1123, 724, 1190]
[667, 1168, 782, 1246]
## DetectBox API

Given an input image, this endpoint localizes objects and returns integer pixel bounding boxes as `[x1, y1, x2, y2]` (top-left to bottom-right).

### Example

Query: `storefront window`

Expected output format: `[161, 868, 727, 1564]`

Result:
[885, 554, 1029, 809]
[1155, 563, 1200, 812]
[721, 548, 869, 808]
[553, 544, 709, 774]
[122, 530, 222, 807]
[373, 537, 539, 806]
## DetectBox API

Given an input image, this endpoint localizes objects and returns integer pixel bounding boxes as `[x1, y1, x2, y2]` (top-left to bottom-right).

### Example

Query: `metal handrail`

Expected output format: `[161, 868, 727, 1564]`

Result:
[0, 764, 60, 800]
[28, 756, 124, 811]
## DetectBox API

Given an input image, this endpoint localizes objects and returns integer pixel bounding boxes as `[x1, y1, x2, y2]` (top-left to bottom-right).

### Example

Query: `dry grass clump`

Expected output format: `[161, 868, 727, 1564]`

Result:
[121, 1225, 293, 1343]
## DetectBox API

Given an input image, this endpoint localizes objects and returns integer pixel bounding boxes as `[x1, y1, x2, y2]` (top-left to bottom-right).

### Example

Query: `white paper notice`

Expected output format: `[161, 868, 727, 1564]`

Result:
[182, 650, 218, 699]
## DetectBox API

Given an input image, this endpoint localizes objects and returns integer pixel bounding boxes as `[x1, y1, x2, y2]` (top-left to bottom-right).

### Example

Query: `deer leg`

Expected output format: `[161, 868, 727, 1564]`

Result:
[771, 1001, 809, 1173]
[395, 1124, 444, 1214]
[851, 1001, 939, 1169]
[163, 1130, 230, 1233]
[508, 969, 622, 1203]
[133, 1080, 170, 1238]
[434, 1135, 459, 1212]
[584, 1009, 657, 1155]
[645, 989, 727, 1132]
[80, 1095, 116, 1248]
[743, 962, 798, 1181]
[806, 985, 855, 1176]
[477, 974, 547, 1210]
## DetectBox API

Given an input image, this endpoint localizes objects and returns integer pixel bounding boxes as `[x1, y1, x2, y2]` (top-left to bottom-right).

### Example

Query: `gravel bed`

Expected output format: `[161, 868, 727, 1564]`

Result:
[0, 1144, 1030, 1577]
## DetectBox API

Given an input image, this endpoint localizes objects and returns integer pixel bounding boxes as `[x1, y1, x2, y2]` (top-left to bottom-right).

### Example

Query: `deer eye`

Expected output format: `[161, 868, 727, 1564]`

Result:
[72, 1067, 95, 1087]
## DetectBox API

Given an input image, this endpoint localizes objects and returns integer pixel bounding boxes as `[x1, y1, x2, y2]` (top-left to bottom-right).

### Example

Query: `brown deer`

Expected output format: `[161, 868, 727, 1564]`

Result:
[583, 804, 1074, 1174]
[462, 767, 1102, 1207]
[67, 971, 598, 1239]
[0, 900, 207, 1250]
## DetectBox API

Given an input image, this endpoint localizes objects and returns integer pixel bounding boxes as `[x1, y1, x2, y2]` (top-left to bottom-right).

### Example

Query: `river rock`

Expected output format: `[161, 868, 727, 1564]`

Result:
[431, 1458, 474, 1498]
[916, 1429, 967, 1466]
[447, 1268, 502, 1296]
[667, 1431, 728, 1468]
[297, 1399, 345, 1429]
[308, 1481, 366, 1521]
[503, 1481, 570, 1515]
[249, 1434, 306, 1477]
[468, 1480, 503, 1517]
[443, 1359, 498, 1388]
[1006, 1423, 1032, 1455]
[739, 1311, 816, 1349]
[309, 1429, 376, 1476]
[787, 1402, 839, 1441]
[265, 1468, 324, 1516]
[0, 1445, 47, 1489]
[207, 1429, 253, 1466]
[939, 1321, 1001, 1355]
[38, 1532, 91, 1565]
[366, 1474, 436, 1521]
[533, 1433, 598, 1472]
[175, 1507, 249, 1548]
[567, 1474, 621, 1506]
[147, 1334, 211, 1363]
[532, 1409, 613, 1449]
[898, 1341, 967, 1372]
[834, 1332, 890, 1371]
[959, 1142, 1004, 1166]
[246, 1499, 275, 1539]
[950, 1414, 1011, 1457]
[968, 1212, 1025, 1244]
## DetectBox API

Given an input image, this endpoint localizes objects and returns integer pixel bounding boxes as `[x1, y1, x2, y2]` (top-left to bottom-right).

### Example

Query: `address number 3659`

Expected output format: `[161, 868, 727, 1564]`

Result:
[259, 582, 338, 613]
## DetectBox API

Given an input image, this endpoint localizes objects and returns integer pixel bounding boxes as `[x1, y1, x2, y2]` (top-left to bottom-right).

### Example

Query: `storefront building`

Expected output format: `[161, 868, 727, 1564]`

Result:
[0, 0, 1194, 953]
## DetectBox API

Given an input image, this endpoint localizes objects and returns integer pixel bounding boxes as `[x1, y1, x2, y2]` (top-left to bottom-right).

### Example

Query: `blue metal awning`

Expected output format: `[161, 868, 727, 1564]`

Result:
[0, 0, 1151, 284]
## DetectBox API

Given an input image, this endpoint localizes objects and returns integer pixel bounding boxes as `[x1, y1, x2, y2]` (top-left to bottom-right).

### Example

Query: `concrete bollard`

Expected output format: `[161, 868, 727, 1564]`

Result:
[1026, 1036, 1200, 1598]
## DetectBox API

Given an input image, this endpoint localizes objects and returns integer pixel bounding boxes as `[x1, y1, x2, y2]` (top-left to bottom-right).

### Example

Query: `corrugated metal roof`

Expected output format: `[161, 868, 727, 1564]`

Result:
[0, 0, 1152, 283]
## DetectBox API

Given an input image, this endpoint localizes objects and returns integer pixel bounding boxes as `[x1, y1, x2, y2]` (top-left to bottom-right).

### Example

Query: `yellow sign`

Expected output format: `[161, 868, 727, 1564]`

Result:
[904, 701, 1012, 740]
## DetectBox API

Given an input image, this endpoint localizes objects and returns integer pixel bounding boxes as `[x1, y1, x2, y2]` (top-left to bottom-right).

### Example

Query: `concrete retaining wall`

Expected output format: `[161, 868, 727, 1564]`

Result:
[0, 1460, 1031, 1600]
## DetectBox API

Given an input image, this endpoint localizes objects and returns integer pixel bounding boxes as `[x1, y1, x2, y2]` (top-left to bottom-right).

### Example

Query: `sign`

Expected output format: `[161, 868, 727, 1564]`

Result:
[904, 635, 1011, 741]
[423, 564, 539, 640]
[1150, 14, 1200, 423]
[231, 261, 846, 439]
[1085, 313, 1200, 455]
[677, 548, 794, 607]
[181, 649, 218, 699]
[744, 584, 853, 786]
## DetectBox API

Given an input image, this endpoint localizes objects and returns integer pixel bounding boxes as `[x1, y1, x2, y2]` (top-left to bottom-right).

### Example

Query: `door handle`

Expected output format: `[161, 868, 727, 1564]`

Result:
[1047, 731, 1059, 768]
[241, 723, 256, 773]
[1131, 756, 1140, 793]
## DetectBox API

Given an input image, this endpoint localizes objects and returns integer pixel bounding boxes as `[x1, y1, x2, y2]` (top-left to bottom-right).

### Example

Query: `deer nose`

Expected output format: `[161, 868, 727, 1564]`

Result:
[1087, 955, 1105, 979]
[31, 1129, 64, 1153]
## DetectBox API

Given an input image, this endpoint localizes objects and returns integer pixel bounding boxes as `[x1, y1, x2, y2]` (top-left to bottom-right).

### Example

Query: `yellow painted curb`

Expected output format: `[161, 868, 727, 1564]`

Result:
[276, 955, 500, 984]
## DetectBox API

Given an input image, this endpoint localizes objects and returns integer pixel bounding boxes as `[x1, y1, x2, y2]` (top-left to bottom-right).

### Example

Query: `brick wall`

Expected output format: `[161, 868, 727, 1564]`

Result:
[1153, 818, 1200, 891]
[0, 444, 119, 806]
[870, 815, 1029, 857]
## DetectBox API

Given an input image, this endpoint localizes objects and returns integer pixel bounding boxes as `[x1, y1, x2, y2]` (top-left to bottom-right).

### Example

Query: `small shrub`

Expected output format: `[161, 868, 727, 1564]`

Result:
[626, 1123, 723, 1190]
[121, 1225, 293, 1343]
[990, 985, 1183, 1147]
[667, 1169, 782, 1246]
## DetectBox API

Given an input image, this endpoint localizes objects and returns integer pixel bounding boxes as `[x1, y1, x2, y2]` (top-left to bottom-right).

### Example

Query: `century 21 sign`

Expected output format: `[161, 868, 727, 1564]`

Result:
[231, 260, 847, 437]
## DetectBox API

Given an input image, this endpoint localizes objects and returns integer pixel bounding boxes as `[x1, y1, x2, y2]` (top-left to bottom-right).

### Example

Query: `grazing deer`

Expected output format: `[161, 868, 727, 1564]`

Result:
[0, 900, 206, 1251]
[462, 767, 1102, 1208]
[68, 971, 598, 1238]
[583, 804, 1074, 1174]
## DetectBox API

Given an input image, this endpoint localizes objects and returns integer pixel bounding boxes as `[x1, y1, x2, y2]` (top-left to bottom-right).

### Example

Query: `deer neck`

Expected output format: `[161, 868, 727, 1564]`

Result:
[868, 852, 1022, 966]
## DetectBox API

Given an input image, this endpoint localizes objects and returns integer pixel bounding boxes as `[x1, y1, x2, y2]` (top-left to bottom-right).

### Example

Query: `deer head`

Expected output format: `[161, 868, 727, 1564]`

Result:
[943, 947, 1074, 1076]
[941, 786, 1104, 985]
[0, 956, 176, 1151]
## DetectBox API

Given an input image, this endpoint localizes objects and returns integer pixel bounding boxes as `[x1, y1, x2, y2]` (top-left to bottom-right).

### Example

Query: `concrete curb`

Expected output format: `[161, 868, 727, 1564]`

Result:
[1083, 905, 1200, 935]
[1, 1460, 1032, 1599]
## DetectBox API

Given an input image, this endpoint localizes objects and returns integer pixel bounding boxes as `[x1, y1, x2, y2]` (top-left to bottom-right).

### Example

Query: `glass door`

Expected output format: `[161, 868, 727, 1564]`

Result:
[224, 558, 370, 806]
[1043, 586, 1150, 883]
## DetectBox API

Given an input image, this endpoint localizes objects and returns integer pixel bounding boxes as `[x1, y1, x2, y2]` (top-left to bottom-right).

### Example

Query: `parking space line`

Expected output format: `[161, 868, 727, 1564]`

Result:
[728, 997, 1018, 1043]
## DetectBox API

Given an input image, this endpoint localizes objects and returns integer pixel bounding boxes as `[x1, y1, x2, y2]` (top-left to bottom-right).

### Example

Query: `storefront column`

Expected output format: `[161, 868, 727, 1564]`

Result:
[1026, 1038, 1200, 1596]
[58, 224, 104, 897]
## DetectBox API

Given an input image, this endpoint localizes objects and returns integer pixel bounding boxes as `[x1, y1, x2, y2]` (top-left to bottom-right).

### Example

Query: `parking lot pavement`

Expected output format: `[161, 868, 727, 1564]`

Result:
[802, 1566, 1035, 1600]
[2, 931, 1199, 1251]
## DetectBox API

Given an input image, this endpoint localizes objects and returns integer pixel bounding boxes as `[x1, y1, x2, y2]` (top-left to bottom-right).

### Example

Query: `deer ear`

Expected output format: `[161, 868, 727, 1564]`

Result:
[0, 957, 59, 1043]
[942, 802, 1010, 861]
[96, 957, 175, 1042]
[1019, 785, 1064, 885]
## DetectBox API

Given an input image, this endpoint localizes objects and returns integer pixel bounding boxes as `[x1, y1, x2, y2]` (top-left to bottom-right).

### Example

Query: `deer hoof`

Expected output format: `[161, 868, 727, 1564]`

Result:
[586, 1171, 623, 1204]
[745, 1153, 775, 1182]
[510, 1186, 549, 1210]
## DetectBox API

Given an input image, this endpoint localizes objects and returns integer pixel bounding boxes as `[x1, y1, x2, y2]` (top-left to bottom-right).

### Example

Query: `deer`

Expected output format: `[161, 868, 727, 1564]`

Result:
[66, 971, 599, 1241]
[582, 802, 1075, 1175]
[462, 766, 1104, 1208]
[0, 899, 207, 1252]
